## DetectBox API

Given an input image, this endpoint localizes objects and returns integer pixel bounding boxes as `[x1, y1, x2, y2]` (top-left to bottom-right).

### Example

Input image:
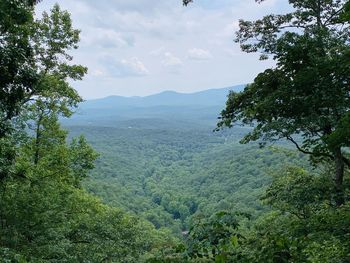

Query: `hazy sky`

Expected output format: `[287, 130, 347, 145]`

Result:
[36, 0, 289, 99]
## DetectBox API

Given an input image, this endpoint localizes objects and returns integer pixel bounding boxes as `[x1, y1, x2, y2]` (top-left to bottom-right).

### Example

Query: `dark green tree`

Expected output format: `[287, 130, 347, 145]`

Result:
[216, 0, 350, 205]
[240, 167, 350, 262]
[187, 211, 245, 262]
[0, 0, 85, 138]
[0, 3, 164, 260]
[0, 1, 86, 183]
[0, 0, 36, 135]
[342, 0, 350, 20]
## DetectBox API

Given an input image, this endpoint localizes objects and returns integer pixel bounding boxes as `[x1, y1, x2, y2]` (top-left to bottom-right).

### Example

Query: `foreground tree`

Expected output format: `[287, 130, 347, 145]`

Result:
[0, 118, 154, 261]
[0, 1, 86, 183]
[215, 0, 350, 205]
[0, 0, 85, 138]
[0, 2, 164, 261]
[240, 167, 350, 262]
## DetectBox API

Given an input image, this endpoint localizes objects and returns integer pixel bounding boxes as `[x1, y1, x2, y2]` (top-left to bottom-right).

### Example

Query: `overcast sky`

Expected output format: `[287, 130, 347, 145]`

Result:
[36, 0, 289, 99]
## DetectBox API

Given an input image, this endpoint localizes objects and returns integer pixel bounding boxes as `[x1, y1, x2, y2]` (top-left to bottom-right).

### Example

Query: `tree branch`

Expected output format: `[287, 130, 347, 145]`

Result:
[286, 136, 333, 159]
[324, 6, 346, 25]
[287, 136, 350, 168]
[287, 136, 316, 155]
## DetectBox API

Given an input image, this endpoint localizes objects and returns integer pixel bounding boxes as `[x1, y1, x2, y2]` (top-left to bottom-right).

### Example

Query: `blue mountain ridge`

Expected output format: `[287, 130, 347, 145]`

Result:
[81, 85, 245, 109]
[65, 85, 246, 129]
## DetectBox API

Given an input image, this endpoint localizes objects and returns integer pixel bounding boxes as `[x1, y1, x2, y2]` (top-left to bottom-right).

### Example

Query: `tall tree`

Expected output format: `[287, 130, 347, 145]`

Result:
[0, 0, 85, 138]
[216, 0, 350, 205]
[0, 2, 163, 261]
[0, 0, 36, 135]
[0, 2, 86, 183]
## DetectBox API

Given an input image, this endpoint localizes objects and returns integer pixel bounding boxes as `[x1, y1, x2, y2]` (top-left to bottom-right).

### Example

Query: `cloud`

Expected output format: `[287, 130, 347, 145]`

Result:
[150, 49, 183, 73]
[187, 48, 213, 60]
[162, 52, 183, 73]
[36, 0, 288, 98]
[78, 0, 173, 14]
[90, 69, 106, 77]
[149, 47, 166, 57]
[102, 57, 149, 78]
[82, 29, 134, 49]
[162, 52, 182, 66]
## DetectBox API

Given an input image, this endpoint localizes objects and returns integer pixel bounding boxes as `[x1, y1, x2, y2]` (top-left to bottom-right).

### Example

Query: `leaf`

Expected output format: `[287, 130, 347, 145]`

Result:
[231, 235, 239, 247]
[215, 254, 226, 263]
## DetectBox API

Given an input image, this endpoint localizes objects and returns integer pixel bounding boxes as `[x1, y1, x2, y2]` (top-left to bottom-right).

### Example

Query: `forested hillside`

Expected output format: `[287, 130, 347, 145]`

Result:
[65, 88, 308, 237]
[1, 0, 350, 262]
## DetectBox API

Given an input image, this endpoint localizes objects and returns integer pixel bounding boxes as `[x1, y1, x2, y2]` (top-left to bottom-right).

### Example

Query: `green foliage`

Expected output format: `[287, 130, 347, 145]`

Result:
[0, 2, 164, 262]
[0, 1, 86, 137]
[0, 1, 86, 190]
[1, 179, 155, 262]
[2, 0, 350, 261]
[217, 0, 350, 206]
[341, 0, 350, 21]
[0, 106, 157, 261]
[234, 167, 350, 263]
[0, 0, 36, 131]
[187, 211, 245, 261]
[262, 166, 334, 215]
[176, 1, 350, 261]
[74, 124, 308, 234]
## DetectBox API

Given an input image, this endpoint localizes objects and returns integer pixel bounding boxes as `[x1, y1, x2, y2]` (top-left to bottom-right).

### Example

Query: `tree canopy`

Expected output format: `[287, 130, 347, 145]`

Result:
[217, 0, 350, 205]
[0, 1, 85, 138]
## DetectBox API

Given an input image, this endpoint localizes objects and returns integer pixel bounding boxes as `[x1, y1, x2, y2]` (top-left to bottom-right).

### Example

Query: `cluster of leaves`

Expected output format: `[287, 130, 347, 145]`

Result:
[238, 167, 350, 263]
[186, 211, 246, 262]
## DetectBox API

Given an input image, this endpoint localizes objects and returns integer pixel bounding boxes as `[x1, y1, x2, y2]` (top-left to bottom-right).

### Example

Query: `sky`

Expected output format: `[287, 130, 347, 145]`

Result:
[36, 0, 289, 99]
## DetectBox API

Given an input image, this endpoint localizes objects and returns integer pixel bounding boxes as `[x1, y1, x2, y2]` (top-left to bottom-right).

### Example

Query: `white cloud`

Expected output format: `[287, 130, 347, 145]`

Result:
[161, 52, 183, 73]
[90, 69, 106, 77]
[82, 29, 134, 49]
[121, 57, 149, 76]
[36, 0, 288, 98]
[78, 0, 172, 14]
[102, 57, 149, 78]
[187, 48, 213, 60]
[162, 52, 183, 67]
[150, 49, 183, 73]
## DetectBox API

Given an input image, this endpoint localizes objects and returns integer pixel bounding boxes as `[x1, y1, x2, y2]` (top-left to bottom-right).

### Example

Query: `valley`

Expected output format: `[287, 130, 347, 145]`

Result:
[66, 86, 306, 236]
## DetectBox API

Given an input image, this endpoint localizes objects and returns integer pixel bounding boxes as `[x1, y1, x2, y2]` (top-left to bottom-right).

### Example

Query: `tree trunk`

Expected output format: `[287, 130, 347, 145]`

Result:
[334, 147, 345, 206]
[34, 115, 43, 165]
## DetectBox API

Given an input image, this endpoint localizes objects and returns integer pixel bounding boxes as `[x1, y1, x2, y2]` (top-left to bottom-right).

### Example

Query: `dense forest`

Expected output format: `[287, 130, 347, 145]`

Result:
[1, 0, 350, 262]
[71, 123, 306, 234]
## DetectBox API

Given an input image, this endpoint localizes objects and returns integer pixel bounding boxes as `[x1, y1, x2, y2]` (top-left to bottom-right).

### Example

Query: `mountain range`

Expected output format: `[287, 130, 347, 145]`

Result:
[64, 85, 245, 129]
[81, 85, 245, 109]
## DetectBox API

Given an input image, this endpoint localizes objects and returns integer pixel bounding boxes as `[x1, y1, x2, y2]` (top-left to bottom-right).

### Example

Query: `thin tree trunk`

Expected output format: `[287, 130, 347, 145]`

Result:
[34, 114, 43, 165]
[334, 147, 345, 206]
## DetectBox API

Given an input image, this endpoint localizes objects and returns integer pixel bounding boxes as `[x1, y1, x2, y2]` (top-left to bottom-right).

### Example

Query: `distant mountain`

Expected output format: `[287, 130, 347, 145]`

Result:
[81, 85, 245, 109]
[64, 85, 246, 129]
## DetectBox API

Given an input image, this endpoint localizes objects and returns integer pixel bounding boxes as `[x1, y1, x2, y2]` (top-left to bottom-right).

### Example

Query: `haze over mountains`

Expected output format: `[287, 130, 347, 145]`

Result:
[82, 85, 245, 109]
[65, 85, 245, 129]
